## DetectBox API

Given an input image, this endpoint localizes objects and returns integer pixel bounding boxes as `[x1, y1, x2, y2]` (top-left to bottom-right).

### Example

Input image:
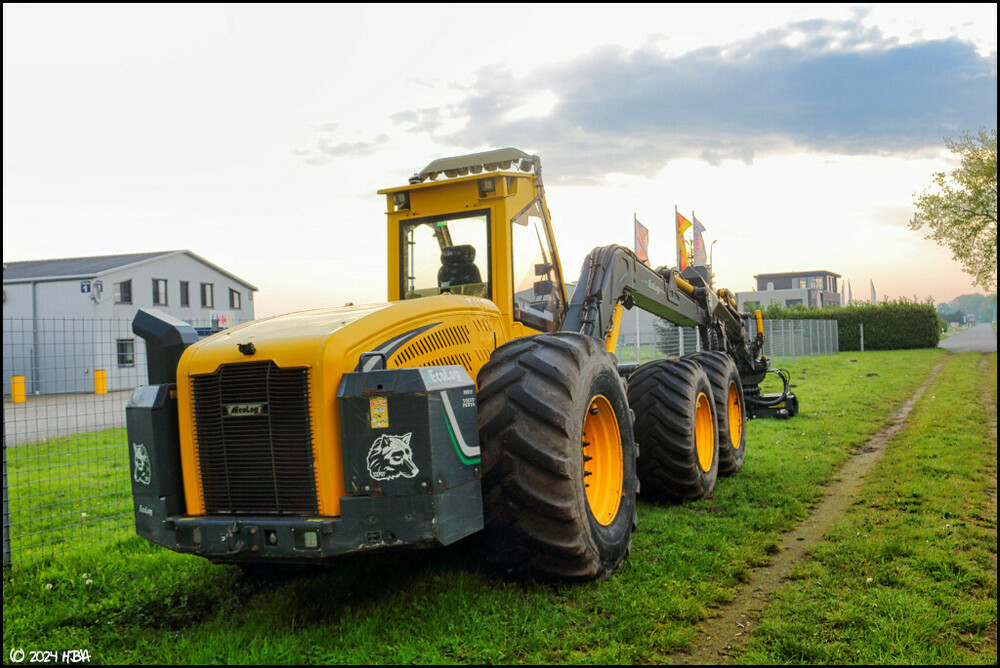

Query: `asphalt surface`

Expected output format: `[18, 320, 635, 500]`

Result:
[4, 389, 132, 446]
[938, 323, 998, 353]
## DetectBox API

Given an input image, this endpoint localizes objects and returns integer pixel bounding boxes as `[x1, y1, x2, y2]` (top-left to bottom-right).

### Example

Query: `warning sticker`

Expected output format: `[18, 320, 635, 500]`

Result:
[369, 396, 389, 429]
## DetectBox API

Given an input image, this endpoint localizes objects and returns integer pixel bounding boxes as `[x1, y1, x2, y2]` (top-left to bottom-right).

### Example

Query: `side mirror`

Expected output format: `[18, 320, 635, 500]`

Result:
[533, 279, 554, 299]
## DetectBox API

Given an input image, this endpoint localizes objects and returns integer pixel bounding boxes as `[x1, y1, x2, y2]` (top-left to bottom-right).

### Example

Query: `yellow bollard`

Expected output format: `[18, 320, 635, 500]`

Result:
[12, 375, 26, 403]
[94, 369, 107, 395]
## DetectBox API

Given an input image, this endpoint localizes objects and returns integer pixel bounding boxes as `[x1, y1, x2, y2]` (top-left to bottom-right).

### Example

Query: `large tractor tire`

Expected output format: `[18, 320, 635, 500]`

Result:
[626, 358, 719, 501]
[477, 332, 638, 580]
[687, 351, 746, 476]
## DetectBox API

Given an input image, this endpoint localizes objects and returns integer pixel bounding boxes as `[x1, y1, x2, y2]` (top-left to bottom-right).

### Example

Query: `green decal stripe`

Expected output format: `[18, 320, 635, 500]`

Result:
[443, 406, 480, 465]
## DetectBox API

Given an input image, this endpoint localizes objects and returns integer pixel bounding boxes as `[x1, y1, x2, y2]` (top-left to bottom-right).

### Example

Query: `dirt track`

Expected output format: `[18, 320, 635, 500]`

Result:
[669, 362, 945, 664]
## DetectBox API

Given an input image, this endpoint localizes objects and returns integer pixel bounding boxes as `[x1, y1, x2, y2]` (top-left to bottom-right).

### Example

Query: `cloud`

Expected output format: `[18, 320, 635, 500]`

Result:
[392, 16, 997, 182]
[298, 133, 390, 164]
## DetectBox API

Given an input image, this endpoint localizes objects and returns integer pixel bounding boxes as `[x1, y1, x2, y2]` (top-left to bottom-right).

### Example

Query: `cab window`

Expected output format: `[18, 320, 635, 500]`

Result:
[400, 212, 490, 299]
[512, 199, 564, 332]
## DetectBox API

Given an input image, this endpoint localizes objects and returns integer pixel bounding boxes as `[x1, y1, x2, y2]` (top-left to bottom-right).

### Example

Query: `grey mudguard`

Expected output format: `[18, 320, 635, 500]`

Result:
[336, 365, 484, 549]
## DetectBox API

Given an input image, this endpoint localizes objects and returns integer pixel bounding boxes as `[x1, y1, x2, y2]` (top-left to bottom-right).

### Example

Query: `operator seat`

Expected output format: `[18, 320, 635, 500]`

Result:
[438, 244, 482, 290]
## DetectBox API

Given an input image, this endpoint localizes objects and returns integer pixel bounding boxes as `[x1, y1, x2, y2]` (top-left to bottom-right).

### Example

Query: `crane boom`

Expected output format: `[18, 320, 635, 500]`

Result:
[562, 244, 770, 386]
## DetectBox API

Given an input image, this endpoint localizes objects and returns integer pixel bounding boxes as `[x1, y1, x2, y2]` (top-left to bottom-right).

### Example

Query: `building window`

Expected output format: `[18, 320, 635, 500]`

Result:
[113, 280, 132, 304]
[786, 299, 802, 307]
[117, 338, 135, 367]
[201, 283, 214, 308]
[152, 278, 168, 305]
[229, 288, 241, 309]
[179, 281, 190, 307]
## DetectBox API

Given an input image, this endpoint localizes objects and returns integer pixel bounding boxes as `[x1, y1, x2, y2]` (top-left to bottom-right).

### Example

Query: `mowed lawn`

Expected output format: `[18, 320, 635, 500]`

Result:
[738, 352, 996, 664]
[2, 349, 995, 664]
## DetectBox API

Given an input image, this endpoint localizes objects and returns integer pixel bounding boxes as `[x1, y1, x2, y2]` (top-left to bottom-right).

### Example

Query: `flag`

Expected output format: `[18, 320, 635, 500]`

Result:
[676, 209, 692, 271]
[692, 214, 708, 266]
[870, 279, 876, 304]
[634, 214, 649, 266]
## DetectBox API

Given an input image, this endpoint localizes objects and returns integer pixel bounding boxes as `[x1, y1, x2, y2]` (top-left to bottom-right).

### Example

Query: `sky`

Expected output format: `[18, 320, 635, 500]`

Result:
[3, 4, 997, 318]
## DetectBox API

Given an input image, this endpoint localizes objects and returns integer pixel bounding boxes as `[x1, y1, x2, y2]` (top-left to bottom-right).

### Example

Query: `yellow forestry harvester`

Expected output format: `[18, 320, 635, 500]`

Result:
[126, 148, 796, 580]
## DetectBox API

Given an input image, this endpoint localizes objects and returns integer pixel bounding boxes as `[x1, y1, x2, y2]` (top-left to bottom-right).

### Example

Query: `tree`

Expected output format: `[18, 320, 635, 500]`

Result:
[910, 128, 997, 291]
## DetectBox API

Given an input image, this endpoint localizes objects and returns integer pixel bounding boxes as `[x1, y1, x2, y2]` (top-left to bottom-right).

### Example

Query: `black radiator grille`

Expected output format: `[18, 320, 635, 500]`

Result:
[191, 361, 318, 515]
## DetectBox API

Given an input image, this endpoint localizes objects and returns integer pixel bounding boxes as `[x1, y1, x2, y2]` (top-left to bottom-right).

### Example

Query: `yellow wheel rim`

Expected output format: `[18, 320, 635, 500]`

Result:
[694, 392, 715, 473]
[728, 381, 743, 449]
[582, 395, 624, 526]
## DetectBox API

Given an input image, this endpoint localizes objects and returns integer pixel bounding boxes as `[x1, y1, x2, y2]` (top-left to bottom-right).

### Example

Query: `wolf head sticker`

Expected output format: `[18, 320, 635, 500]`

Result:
[132, 442, 152, 486]
[366, 432, 419, 481]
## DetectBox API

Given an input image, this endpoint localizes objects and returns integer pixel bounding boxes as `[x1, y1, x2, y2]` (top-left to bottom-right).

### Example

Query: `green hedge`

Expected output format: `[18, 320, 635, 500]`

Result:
[761, 299, 940, 351]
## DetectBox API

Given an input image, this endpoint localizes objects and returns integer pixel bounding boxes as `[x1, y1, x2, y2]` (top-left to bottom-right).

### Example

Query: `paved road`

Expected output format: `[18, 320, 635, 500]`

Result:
[4, 390, 132, 446]
[939, 323, 998, 353]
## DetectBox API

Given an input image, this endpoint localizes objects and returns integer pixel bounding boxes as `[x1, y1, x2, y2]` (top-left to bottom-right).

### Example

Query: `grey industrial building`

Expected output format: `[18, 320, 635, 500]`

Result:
[736, 270, 842, 310]
[3, 250, 257, 395]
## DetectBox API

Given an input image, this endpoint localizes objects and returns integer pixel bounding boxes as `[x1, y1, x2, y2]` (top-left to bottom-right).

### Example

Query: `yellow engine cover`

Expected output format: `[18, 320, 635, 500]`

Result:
[175, 295, 508, 517]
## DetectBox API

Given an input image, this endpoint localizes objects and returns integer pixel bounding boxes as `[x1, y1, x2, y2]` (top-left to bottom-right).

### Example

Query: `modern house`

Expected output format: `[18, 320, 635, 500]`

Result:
[736, 270, 841, 311]
[3, 250, 257, 395]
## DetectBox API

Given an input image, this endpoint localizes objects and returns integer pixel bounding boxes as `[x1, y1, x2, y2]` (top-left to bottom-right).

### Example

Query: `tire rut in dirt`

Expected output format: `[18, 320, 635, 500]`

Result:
[477, 332, 637, 580]
[627, 358, 719, 501]
[687, 351, 746, 476]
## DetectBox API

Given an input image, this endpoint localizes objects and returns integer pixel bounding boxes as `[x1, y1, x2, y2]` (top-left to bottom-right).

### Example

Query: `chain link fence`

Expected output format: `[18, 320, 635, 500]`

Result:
[2, 316, 246, 568]
[760, 318, 840, 362]
[614, 317, 839, 365]
[615, 322, 704, 364]
[3, 314, 838, 568]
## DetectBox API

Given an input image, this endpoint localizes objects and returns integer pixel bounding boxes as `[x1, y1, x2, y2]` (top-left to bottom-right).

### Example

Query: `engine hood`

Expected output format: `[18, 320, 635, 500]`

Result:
[173, 294, 508, 517]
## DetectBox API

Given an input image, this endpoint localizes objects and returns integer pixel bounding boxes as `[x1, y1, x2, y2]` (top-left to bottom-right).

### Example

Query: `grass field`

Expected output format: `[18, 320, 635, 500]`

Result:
[738, 352, 997, 664]
[4, 428, 132, 565]
[2, 349, 996, 664]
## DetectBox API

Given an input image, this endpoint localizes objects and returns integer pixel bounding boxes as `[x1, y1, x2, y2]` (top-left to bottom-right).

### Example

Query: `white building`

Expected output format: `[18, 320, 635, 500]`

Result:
[736, 270, 841, 311]
[3, 250, 257, 394]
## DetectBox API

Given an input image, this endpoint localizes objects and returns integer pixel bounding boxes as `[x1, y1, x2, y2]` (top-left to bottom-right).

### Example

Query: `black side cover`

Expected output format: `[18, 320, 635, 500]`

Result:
[126, 384, 186, 544]
[337, 365, 484, 547]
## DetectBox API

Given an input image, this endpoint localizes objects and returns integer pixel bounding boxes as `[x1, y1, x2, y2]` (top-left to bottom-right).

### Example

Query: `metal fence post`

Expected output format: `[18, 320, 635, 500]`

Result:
[3, 402, 10, 569]
[781, 320, 787, 363]
[766, 319, 772, 360]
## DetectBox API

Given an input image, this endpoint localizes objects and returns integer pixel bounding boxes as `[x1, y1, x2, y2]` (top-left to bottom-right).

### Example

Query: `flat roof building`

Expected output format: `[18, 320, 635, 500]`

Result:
[736, 270, 842, 310]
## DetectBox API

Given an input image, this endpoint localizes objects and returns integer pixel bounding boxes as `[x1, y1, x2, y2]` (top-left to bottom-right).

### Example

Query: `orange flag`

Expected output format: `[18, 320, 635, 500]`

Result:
[676, 210, 692, 271]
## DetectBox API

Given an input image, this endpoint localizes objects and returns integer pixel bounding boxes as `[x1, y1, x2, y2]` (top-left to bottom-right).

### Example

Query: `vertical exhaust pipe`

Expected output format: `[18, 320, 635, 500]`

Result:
[132, 308, 200, 385]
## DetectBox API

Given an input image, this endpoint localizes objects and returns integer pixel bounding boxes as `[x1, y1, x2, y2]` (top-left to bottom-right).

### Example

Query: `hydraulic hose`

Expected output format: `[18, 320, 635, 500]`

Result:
[744, 368, 792, 407]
